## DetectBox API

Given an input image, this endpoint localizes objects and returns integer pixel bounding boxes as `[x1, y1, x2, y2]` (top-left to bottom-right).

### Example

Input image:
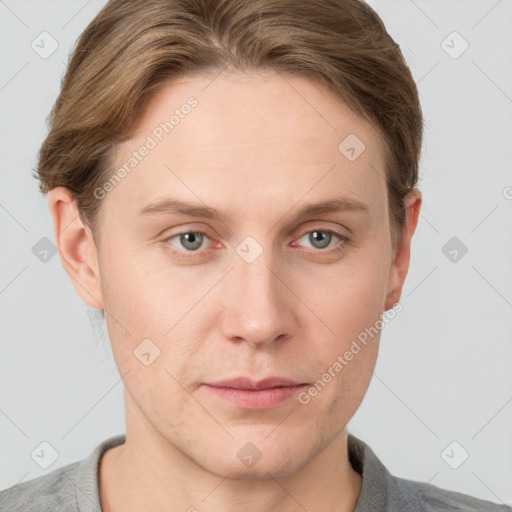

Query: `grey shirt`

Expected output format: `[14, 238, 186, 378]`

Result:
[0, 433, 509, 511]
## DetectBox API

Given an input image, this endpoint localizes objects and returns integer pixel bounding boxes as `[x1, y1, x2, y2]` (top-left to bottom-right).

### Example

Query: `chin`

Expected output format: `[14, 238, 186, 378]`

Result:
[212, 457, 303, 481]
[195, 442, 311, 481]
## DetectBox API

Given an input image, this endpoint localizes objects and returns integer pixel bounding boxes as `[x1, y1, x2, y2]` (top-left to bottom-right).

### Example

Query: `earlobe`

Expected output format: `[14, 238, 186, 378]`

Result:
[384, 188, 422, 311]
[46, 187, 104, 310]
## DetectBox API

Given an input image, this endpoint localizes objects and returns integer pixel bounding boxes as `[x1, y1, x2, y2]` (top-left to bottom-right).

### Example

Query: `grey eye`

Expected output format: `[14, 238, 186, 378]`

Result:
[305, 230, 334, 249]
[175, 232, 205, 251]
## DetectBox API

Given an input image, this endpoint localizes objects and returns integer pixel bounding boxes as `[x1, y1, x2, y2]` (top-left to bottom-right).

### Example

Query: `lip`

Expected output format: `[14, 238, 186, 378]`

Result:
[202, 377, 308, 410]
[206, 377, 304, 390]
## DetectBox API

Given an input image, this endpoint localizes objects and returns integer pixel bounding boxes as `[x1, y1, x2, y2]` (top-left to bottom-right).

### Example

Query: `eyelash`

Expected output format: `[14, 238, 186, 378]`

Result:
[163, 228, 350, 260]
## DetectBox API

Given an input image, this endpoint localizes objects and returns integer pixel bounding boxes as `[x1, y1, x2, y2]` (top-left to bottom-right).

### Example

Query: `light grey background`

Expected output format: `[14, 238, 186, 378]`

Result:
[1, 0, 511, 506]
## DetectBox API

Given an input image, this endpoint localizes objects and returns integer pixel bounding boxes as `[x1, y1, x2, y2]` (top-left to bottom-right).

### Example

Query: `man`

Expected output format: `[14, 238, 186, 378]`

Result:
[1, 0, 508, 510]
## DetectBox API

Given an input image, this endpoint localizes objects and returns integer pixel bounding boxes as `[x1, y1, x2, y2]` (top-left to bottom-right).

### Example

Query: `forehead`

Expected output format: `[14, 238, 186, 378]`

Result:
[105, 70, 388, 225]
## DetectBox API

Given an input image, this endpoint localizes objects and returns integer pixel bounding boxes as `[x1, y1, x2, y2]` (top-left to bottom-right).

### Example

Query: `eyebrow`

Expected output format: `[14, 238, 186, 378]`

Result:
[139, 196, 369, 222]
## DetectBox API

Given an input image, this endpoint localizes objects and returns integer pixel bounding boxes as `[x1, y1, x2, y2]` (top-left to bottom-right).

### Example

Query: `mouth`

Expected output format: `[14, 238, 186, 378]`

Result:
[202, 377, 309, 409]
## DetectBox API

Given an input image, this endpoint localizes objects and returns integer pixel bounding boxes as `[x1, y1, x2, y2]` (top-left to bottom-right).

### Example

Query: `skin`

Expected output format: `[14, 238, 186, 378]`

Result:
[47, 70, 421, 512]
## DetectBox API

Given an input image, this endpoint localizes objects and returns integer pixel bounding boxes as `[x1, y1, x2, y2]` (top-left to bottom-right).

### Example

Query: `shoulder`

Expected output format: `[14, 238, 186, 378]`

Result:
[0, 461, 80, 512]
[0, 434, 124, 512]
[390, 473, 511, 511]
[347, 434, 510, 512]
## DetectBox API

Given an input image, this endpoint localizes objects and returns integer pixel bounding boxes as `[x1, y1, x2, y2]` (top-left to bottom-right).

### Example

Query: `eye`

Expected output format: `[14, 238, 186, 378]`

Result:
[294, 228, 348, 251]
[166, 231, 209, 253]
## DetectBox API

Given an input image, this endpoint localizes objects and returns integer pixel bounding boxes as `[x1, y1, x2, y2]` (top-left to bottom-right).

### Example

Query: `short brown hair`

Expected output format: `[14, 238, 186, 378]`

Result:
[36, 0, 423, 254]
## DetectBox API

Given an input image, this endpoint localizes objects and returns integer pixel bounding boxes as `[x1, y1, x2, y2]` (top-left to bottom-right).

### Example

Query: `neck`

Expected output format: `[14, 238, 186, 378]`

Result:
[99, 399, 362, 512]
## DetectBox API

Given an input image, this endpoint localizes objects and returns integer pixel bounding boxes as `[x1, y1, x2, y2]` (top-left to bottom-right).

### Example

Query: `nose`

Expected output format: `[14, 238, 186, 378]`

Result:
[220, 251, 297, 349]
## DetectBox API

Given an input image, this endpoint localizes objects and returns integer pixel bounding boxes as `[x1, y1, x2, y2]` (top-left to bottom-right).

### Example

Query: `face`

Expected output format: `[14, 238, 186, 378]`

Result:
[81, 70, 410, 478]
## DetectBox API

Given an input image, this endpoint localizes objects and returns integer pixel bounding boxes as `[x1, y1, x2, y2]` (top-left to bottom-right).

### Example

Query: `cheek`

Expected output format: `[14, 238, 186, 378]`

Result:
[304, 255, 389, 342]
[98, 249, 211, 384]
[98, 245, 177, 329]
[296, 254, 388, 408]
[301, 323, 380, 432]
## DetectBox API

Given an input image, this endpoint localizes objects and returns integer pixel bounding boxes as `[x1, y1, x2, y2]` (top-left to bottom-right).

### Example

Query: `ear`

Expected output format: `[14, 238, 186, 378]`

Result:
[46, 187, 104, 310]
[384, 188, 422, 311]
